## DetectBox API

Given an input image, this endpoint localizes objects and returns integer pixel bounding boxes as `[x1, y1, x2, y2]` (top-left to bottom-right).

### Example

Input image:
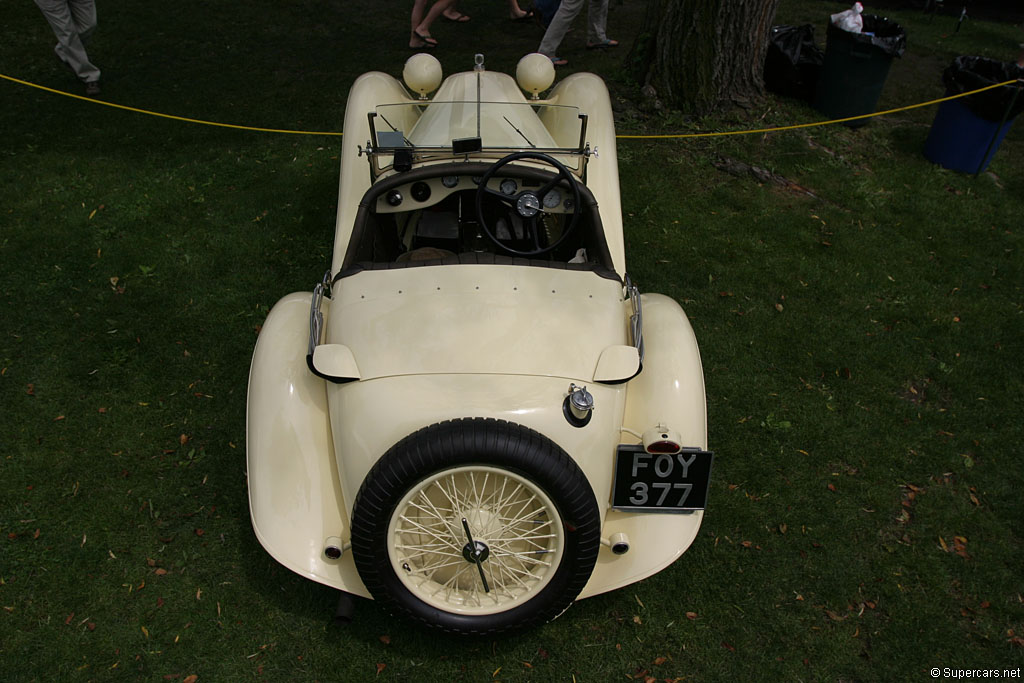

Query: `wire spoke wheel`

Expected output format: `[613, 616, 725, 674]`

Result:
[389, 466, 565, 615]
[351, 418, 600, 635]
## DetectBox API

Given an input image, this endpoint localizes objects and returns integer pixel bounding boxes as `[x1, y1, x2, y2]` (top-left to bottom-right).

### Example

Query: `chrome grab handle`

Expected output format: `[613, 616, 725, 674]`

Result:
[307, 270, 332, 359]
[624, 274, 644, 365]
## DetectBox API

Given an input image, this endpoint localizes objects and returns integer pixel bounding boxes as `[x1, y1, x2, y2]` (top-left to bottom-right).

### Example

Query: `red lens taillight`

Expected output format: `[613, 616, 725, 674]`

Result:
[645, 439, 681, 454]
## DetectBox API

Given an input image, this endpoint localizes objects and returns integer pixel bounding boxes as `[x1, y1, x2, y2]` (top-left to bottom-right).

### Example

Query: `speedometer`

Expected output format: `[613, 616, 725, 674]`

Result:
[500, 179, 518, 195]
[542, 189, 561, 209]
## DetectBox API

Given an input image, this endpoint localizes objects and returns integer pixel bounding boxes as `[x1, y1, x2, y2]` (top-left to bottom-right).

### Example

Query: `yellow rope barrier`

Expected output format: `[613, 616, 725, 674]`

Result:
[616, 80, 1021, 139]
[2, 72, 1019, 140]
[0, 72, 344, 136]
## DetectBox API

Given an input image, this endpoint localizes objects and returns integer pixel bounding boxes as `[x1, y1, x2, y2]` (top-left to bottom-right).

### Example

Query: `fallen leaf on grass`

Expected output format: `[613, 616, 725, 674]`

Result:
[183, 676, 198, 683]
[685, 612, 698, 620]
[379, 635, 390, 645]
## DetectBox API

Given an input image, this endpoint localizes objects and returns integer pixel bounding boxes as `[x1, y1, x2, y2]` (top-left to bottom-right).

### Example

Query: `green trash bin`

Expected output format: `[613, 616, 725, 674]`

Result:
[813, 15, 906, 127]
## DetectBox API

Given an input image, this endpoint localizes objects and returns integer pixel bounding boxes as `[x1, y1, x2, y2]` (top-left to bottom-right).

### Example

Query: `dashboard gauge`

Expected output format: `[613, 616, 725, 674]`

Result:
[441, 175, 459, 188]
[500, 179, 518, 195]
[563, 198, 574, 211]
[542, 189, 561, 209]
[411, 181, 431, 202]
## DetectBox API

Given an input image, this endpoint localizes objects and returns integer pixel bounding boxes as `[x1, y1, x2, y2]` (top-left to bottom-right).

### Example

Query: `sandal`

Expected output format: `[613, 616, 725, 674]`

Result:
[549, 56, 568, 66]
[412, 30, 438, 46]
[442, 10, 471, 22]
[510, 9, 535, 22]
[586, 39, 619, 49]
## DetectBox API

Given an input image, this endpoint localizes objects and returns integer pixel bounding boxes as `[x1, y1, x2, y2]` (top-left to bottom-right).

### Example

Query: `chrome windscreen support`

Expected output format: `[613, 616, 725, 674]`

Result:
[625, 274, 645, 364]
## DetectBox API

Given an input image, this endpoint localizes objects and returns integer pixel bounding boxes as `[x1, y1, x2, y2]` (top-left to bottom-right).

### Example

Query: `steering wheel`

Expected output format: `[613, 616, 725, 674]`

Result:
[474, 152, 582, 257]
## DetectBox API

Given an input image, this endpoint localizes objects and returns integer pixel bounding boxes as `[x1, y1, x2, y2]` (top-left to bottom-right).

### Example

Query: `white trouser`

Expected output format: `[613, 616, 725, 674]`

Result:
[538, 0, 609, 56]
[35, 0, 100, 83]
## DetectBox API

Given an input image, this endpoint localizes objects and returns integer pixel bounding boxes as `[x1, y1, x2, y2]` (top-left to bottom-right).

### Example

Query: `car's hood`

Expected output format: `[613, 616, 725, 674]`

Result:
[327, 265, 628, 381]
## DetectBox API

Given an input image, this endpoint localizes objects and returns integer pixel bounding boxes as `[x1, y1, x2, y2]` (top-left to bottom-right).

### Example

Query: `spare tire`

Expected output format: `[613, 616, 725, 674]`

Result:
[350, 418, 601, 635]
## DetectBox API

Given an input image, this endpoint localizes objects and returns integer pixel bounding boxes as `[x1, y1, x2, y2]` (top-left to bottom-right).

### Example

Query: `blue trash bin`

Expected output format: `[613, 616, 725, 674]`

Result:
[923, 56, 1024, 173]
[923, 97, 1015, 173]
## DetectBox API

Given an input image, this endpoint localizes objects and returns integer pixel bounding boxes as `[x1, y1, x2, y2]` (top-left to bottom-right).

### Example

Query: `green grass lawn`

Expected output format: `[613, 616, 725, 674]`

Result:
[2, 0, 1022, 680]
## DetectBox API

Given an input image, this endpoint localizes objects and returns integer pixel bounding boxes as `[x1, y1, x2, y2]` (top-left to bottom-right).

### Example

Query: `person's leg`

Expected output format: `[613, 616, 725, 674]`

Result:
[443, 1, 470, 22]
[67, 0, 97, 41]
[507, 0, 529, 20]
[538, 0, 584, 57]
[35, 0, 100, 83]
[585, 0, 609, 45]
[415, 0, 455, 41]
[411, 0, 434, 46]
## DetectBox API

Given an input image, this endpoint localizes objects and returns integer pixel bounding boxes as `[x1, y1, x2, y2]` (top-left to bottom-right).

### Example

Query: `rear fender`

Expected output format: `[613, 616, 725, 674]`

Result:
[580, 293, 708, 598]
[246, 292, 368, 597]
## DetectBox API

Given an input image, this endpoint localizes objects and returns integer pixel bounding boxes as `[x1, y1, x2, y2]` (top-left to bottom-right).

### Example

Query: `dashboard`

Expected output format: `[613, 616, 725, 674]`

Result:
[374, 175, 576, 215]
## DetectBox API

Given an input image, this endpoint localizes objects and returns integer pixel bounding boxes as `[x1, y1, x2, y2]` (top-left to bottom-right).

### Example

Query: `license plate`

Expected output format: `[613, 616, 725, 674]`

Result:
[611, 445, 713, 512]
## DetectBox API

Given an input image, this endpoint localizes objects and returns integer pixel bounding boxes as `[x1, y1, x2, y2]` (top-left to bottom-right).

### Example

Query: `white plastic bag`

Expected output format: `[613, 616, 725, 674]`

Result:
[831, 2, 864, 34]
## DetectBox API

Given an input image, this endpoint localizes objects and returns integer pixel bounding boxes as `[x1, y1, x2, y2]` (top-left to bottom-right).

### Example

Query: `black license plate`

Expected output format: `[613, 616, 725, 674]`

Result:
[611, 445, 713, 511]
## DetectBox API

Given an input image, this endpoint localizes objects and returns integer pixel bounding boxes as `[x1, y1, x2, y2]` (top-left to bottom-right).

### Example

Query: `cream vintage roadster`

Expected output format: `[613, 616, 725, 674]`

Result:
[246, 53, 711, 634]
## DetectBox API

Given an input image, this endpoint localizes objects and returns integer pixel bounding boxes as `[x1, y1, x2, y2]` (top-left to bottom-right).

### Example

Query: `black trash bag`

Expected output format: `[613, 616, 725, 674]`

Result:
[765, 24, 824, 101]
[829, 14, 906, 58]
[943, 56, 1024, 122]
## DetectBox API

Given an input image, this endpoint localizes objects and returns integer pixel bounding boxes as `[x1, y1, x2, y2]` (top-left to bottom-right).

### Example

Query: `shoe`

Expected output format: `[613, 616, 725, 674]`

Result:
[442, 10, 470, 22]
[549, 56, 567, 66]
[85, 81, 101, 96]
[586, 39, 619, 49]
[510, 9, 535, 22]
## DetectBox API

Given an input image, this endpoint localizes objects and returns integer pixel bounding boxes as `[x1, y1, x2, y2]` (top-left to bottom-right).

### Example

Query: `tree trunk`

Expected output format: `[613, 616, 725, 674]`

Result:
[630, 0, 781, 115]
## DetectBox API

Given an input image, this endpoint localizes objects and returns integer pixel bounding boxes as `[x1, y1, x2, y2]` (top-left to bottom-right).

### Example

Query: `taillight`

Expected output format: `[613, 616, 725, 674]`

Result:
[645, 438, 681, 454]
[641, 425, 683, 454]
